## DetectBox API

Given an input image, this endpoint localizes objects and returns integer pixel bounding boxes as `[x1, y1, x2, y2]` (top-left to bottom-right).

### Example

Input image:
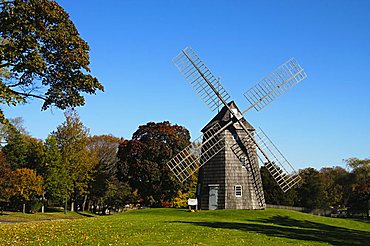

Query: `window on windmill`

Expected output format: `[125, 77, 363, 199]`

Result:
[234, 185, 242, 197]
[233, 134, 239, 140]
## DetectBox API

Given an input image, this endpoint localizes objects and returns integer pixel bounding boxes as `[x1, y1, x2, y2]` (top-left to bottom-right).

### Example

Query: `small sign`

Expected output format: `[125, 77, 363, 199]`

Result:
[188, 199, 198, 206]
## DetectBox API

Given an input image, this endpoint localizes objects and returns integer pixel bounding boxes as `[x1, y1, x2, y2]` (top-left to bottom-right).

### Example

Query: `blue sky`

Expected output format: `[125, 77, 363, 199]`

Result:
[4, 0, 370, 170]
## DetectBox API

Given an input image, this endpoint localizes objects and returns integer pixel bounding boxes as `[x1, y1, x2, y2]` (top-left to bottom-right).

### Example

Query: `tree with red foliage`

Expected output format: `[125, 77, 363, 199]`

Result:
[0, 150, 13, 207]
[117, 121, 192, 206]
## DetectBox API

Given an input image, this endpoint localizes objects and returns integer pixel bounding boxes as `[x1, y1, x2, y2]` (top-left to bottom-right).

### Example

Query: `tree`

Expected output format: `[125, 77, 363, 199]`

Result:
[43, 134, 69, 206]
[260, 166, 297, 206]
[117, 121, 191, 206]
[0, 117, 27, 144]
[319, 166, 349, 209]
[345, 158, 370, 215]
[117, 140, 154, 205]
[2, 129, 44, 171]
[53, 109, 97, 211]
[99, 179, 131, 214]
[1, 129, 28, 168]
[87, 135, 130, 213]
[12, 168, 44, 213]
[296, 168, 326, 209]
[172, 173, 197, 208]
[0, 150, 13, 206]
[0, 0, 103, 123]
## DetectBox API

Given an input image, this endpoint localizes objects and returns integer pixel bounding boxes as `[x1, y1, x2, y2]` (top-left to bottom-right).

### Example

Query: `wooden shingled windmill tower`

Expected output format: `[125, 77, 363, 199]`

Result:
[167, 47, 307, 210]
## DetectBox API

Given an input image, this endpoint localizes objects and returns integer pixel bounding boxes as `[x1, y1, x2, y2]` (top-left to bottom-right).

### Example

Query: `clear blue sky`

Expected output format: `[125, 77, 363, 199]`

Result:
[4, 0, 370, 170]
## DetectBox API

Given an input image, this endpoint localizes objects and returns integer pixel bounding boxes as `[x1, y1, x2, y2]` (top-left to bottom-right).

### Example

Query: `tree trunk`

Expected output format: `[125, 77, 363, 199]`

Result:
[22, 203, 26, 214]
[64, 196, 68, 214]
[71, 200, 74, 212]
[82, 195, 87, 212]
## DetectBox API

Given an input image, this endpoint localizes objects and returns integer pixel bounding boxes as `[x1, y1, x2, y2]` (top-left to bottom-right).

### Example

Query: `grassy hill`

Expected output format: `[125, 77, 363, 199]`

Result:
[0, 208, 369, 245]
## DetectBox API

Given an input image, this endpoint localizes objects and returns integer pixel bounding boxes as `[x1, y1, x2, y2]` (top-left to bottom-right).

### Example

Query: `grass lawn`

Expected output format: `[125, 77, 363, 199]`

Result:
[0, 211, 94, 223]
[0, 208, 369, 245]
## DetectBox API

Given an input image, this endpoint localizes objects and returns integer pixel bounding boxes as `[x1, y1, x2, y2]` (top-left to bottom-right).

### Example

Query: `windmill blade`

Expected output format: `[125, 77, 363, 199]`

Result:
[243, 58, 307, 113]
[229, 118, 301, 193]
[253, 128, 301, 192]
[167, 122, 225, 183]
[173, 47, 231, 112]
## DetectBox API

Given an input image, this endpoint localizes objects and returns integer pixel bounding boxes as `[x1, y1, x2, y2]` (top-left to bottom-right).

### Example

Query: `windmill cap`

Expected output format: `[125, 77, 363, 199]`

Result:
[201, 101, 254, 133]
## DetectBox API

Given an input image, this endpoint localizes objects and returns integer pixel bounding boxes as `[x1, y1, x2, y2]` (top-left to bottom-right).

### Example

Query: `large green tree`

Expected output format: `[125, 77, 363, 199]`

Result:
[53, 109, 97, 211]
[43, 134, 69, 206]
[296, 168, 327, 209]
[2, 128, 44, 171]
[319, 166, 349, 209]
[0, 0, 103, 123]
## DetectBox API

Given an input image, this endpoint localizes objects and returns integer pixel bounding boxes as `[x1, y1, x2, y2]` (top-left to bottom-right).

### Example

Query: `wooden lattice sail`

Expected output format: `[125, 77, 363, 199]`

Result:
[167, 47, 307, 209]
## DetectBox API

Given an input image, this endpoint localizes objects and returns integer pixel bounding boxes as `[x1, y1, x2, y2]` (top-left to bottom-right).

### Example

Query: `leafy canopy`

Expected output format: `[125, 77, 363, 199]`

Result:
[117, 121, 191, 206]
[0, 0, 103, 122]
[12, 167, 44, 201]
[52, 109, 98, 210]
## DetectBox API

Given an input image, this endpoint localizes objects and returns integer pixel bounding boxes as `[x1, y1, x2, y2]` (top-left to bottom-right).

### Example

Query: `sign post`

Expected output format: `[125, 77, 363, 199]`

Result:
[188, 198, 198, 211]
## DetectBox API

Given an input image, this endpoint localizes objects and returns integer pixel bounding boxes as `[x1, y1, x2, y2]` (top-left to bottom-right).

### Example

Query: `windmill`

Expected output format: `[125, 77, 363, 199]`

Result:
[167, 47, 307, 210]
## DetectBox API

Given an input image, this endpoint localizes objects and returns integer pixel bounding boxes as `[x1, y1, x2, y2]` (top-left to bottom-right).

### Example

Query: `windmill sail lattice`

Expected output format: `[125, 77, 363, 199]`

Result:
[167, 47, 307, 209]
[173, 47, 231, 112]
[254, 128, 301, 192]
[167, 122, 225, 183]
[243, 58, 307, 113]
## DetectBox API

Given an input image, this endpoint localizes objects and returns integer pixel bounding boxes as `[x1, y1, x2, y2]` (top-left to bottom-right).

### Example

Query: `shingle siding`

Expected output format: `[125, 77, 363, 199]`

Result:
[196, 102, 265, 210]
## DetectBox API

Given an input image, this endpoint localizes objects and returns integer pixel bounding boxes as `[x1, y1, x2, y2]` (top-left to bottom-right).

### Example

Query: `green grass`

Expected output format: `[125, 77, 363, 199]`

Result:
[0, 211, 94, 222]
[0, 208, 369, 245]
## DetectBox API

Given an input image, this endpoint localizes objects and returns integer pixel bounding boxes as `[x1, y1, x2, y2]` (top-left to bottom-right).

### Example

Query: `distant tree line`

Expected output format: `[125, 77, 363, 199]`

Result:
[261, 158, 369, 215]
[0, 112, 368, 215]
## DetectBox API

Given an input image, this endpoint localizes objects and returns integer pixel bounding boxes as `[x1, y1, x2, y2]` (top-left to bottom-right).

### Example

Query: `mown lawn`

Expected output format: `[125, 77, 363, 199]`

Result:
[0, 208, 369, 245]
[0, 211, 94, 223]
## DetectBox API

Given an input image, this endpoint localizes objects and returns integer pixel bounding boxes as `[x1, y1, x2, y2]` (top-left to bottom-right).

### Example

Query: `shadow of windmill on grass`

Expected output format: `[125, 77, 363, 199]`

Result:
[174, 215, 370, 246]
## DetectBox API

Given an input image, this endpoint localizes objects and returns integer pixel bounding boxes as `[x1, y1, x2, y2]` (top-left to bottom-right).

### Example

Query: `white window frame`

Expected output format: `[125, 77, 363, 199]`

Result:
[234, 185, 242, 197]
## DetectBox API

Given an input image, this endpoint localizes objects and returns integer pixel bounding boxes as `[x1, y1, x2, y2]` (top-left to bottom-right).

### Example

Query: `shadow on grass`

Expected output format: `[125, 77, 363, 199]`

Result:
[349, 218, 370, 224]
[174, 215, 370, 245]
[76, 212, 95, 217]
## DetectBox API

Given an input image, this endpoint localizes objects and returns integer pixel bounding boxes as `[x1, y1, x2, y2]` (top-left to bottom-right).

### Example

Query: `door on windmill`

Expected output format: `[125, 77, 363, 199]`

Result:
[208, 184, 219, 210]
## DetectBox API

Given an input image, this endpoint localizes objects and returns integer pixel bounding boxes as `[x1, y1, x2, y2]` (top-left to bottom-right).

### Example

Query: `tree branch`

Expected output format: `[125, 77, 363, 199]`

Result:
[0, 63, 12, 69]
[8, 88, 47, 101]
[8, 82, 22, 88]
